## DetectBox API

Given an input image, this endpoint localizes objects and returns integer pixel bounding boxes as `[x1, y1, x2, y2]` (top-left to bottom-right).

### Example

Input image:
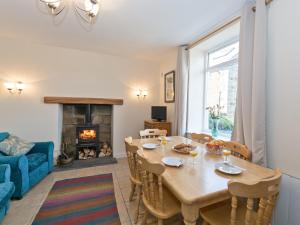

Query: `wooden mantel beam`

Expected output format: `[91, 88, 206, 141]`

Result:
[44, 96, 124, 105]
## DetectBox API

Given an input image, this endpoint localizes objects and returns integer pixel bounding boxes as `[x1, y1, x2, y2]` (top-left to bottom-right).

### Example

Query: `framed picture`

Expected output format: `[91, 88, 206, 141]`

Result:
[164, 71, 175, 103]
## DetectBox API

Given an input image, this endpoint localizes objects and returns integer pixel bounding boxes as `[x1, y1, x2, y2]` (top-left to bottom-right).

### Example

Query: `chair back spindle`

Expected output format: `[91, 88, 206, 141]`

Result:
[140, 129, 167, 139]
[124, 137, 140, 182]
[137, 152, 165, 211]
[228, 169, 281, 225]
[191, 133, 214, 144]
[223, 141, 252, 161]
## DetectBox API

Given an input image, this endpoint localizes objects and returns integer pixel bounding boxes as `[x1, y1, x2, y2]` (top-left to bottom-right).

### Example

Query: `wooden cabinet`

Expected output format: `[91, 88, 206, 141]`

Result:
[144, 120, 172, 136]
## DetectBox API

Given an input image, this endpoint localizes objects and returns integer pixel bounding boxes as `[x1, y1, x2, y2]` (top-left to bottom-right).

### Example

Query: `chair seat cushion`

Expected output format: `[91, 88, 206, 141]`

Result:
[200, 200, 257, 225]
[0, 182, 15, 206]
[27, 153, 47, 172]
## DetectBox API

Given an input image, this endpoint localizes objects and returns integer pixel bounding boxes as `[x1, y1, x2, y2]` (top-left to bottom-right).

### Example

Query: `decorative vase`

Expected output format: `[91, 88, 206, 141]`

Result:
[211, 118, 220, 138]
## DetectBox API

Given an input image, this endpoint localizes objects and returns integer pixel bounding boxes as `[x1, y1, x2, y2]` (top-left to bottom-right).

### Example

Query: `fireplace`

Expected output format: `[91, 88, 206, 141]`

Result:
[76, 124, 100, 160]
[61, 104, 113, 162]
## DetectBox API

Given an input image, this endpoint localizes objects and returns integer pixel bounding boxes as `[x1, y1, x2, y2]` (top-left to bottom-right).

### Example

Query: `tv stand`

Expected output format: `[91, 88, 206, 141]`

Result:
[144, 120, 172, 136]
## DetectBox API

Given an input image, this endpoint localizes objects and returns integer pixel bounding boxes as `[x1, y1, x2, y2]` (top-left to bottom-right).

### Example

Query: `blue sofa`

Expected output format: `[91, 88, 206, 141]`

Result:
[0, 142, 54, 199]
[0, 164, 15, 223]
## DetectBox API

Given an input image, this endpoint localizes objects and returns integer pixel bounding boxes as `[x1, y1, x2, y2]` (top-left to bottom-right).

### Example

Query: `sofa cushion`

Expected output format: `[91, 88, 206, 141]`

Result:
[0, 182, 15, 206]
[0, 135, 35, 156]
[27, 153, 47, 172]
[0, 133, 9, 142]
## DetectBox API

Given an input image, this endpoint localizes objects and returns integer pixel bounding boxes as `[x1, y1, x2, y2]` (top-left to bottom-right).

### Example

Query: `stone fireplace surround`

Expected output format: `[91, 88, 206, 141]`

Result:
[44, 97, 124, 163]
[62, 104, 113, 160]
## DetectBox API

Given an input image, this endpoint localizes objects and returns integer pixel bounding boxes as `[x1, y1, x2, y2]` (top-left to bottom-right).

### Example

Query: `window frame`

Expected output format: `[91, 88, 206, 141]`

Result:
[202, 37, 239, 137]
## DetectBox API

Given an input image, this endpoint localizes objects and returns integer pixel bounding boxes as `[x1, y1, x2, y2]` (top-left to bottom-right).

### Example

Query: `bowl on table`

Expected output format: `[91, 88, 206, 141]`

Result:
[205, 140, 225, 155]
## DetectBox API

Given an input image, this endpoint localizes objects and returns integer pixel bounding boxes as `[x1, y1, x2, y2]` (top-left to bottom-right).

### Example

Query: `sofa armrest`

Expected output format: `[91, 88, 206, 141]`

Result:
[0, 164, 11, 183]
[29, 142, 54, 172]
[0, 155, 29, 198]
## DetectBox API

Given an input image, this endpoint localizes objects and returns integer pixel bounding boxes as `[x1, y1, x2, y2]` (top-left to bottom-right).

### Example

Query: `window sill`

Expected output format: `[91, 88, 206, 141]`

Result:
[187, 131, 231, 141]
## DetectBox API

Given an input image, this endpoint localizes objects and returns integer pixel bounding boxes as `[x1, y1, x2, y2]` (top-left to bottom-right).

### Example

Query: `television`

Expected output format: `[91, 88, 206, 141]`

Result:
[151, 106, 167, 122]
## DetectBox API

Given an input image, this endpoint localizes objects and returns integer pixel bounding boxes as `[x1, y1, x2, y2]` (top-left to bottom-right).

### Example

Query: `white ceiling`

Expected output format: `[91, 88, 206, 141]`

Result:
[0, 0, 246, 61]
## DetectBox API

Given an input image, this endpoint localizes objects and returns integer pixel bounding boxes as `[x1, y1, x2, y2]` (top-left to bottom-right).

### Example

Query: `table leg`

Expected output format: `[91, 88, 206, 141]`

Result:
[181, 203, 199, 225]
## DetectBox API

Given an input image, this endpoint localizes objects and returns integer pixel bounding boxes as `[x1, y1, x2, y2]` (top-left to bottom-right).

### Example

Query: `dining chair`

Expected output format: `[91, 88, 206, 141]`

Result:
[200, 169, 282, 225]
[137, 151, 181, 225]
[124, 137, 143, 223]
[223, 141, 252, 161]
[191, 133, 214, 144]
[140, 129, 167, 139]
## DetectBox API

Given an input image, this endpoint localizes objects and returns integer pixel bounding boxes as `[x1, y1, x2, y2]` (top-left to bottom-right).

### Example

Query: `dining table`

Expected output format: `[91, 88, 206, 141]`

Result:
[132, 136, 275, 225]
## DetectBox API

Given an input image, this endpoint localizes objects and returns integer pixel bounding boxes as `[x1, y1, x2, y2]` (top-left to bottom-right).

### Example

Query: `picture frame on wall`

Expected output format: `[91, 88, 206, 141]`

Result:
[164, 71, 175, 103]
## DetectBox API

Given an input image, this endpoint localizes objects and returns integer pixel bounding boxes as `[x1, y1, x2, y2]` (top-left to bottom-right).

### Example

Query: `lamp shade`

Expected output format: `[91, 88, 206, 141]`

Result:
[4, 82, 15, 90]
[16, 82, 25, 91]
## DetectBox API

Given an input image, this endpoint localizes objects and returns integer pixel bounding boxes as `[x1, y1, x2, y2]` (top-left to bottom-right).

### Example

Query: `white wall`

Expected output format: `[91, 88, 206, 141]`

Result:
[267, 0, 300, 224]
[0, 38, 160, 159]
[267, 0, 300, 179]
[159, 49, 177, 134]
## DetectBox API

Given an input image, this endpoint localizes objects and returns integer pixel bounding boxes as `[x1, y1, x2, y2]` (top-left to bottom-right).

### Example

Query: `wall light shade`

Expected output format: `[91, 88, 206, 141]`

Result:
[4, 82, 15, 91]
[16, 82, 25, 93]
[4, 81, 25, 94]
[141, 90, 148, 97]
[136, 89, 148, 100]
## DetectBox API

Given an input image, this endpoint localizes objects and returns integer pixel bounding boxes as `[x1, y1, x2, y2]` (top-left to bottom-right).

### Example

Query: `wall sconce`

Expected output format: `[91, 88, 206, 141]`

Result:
[4, 82, 15, 94]
[136, 89, 148, 100]
[4, 82, 25, 94]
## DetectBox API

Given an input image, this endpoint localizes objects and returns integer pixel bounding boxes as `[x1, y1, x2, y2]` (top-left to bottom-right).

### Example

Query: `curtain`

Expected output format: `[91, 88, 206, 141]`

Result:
[174, 46, 189, 136]
[232, 0, 267, 166]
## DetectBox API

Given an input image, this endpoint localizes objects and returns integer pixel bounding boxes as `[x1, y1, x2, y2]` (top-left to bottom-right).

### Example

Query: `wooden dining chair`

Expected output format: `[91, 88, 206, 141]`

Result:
[124, 137, 143, 223]
[137, 151, 181, 225]
[200, 169, 282, 225]
[191, 133, 214, 144]
[223, 141, 252, 161]
[140, 129, 167, 139]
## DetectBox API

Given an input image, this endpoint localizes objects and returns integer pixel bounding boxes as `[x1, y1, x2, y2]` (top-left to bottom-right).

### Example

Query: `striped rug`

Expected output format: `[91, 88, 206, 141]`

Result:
[32, 174, 121, 225]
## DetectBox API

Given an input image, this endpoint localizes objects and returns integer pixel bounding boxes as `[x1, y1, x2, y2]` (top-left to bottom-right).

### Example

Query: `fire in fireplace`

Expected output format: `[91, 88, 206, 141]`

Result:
[76, 124, 100, 160]
[79, 129, 97, 140]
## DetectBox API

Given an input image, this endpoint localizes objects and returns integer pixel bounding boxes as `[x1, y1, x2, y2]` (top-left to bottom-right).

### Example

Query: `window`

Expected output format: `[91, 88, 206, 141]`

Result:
[187, 21, 240, 140]
[203, 42, 239, 139]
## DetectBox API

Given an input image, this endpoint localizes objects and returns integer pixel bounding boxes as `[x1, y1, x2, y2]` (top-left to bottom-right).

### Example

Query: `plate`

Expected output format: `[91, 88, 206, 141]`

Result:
[162, 157, 183, 167]
[142, 143, 159, 150]
[215, 163, 243, 175]
[171, 145, 196, 154]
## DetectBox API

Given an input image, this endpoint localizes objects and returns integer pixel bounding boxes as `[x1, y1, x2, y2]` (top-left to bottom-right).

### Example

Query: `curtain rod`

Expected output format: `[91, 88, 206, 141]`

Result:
[187, 16, 240, 50]
[187, 0, 273, 50]
[253, 0, 273, 11]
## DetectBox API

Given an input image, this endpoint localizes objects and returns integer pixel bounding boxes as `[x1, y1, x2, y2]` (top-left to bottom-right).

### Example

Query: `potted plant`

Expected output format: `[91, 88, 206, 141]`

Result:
[206, 104, 224, 138]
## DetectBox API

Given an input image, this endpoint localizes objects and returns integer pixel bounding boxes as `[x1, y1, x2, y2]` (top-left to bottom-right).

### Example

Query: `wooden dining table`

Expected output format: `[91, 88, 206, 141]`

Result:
[133, 136, 275, 225]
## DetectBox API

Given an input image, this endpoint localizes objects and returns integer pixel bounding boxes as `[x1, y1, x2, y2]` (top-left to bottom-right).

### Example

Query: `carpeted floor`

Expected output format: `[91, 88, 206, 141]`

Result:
[32, 174, 120, 225]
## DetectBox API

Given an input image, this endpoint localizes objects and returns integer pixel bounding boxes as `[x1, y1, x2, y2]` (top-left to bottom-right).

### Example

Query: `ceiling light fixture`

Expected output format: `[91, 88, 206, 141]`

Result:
[74, 0, 100, 23]
[40, 0, 100, 24]
[40, 0, 65, 16]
